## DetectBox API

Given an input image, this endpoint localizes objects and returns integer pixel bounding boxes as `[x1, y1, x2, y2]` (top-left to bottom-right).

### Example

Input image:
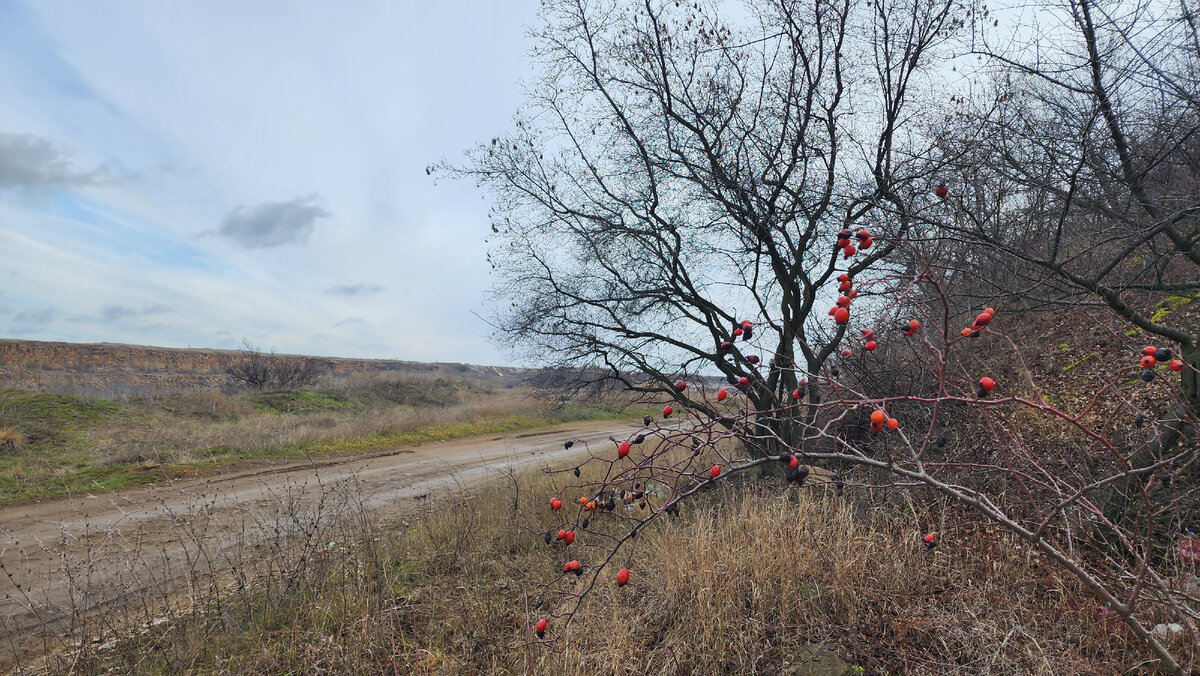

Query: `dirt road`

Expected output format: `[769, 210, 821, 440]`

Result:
[0, 418, 638, 670]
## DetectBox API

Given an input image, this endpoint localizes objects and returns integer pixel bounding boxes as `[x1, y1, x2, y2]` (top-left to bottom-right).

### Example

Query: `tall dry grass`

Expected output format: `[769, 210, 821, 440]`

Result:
[66, 466, 1138, 675]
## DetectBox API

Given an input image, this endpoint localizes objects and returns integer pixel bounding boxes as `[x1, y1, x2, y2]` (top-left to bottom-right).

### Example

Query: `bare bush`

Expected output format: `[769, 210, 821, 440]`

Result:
[221, 338, 321, 392]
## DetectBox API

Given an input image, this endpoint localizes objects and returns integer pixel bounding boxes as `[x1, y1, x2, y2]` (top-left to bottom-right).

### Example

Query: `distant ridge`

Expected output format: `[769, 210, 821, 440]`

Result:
[0, 338, 527, 397]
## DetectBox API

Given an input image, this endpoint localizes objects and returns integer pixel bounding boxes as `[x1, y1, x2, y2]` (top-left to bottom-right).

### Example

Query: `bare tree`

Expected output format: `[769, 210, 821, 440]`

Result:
[443, 2, 1200, 672]
[222, 339, 321, 392]
[445, 0, 960, 455]
[929, 0, 1199, 428]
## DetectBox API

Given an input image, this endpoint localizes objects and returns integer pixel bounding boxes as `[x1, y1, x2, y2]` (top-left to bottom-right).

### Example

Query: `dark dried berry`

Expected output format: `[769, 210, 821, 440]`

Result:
[564, 440, 574, 449]
[605, 499, 615, 511]
[544, 531, 553, 545]
[1141, 369, 1156, 383]
[643, 416, 652, 426]
[573, 467, 581, 477]
[582, 518, 590, 529]
[574, 567, 584, 577]
[1155, 348, 1172, 362]
[786, 465, 809, 486]
[634, 434, 645, 444]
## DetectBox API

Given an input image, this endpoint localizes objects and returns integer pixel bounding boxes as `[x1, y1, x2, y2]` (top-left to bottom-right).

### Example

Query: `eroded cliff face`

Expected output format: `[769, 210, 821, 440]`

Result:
[0, 339, 525, 395]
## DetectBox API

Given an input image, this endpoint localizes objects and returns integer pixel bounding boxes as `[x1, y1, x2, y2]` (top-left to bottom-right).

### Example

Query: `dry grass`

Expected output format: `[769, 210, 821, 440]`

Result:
[69, 466, 1139, 675]
[0, 427, 23, 455]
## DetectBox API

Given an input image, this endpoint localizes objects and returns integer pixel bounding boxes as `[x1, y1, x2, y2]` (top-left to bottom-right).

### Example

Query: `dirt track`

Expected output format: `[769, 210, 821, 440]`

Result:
[0, 418, 638, 670]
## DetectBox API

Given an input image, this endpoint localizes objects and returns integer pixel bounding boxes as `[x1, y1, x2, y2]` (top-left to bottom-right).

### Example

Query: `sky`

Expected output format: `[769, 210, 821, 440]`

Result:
[0, 0, 540, 364]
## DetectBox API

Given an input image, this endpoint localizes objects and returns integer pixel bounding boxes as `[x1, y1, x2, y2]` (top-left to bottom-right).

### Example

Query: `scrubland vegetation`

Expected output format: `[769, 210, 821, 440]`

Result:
[62, 455, 1142, 675]
[0, 374, 618, 503]
[5, 297, 1187, 676]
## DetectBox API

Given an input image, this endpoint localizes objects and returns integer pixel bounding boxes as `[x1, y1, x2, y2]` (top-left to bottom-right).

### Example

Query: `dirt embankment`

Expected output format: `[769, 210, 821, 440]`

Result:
[0, 339, 529, 395]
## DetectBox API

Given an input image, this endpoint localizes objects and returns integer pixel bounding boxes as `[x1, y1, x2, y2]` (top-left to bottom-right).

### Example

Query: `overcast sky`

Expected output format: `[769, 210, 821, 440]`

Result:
[0, 0, 539, 364]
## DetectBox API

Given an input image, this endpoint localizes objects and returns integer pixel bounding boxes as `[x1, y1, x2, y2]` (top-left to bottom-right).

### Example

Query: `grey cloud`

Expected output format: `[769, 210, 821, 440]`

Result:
[0, 132, 109, 196]
[214, 194, 329, 249]
[325, 283, 385, 296]
[14, 307, 56, 325]
[99, 304, 170, 321]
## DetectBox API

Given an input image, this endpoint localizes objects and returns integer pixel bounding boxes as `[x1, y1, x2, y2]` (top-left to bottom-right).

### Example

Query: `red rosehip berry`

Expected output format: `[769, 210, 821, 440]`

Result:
[616, 568, 630, 586]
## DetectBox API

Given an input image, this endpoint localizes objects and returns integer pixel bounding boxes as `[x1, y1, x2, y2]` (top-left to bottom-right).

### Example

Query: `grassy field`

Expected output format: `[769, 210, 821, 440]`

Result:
[0, 376, 627, 503]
